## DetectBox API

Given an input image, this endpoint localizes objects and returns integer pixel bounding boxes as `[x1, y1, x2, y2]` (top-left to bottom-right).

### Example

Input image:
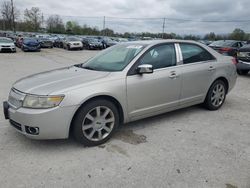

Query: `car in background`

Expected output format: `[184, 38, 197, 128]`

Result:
[3, 40, 237, 146]
[99, 37, 118, 49]
[0, 37, 16, 52]
[38, 38, 53, 48]
[21, 38, 41, 52]
[236, 44, 250, 75]
[63, 37, 83, 50]
[82, 38, 103, 50]
[54, 37, 65, 48]
[209, 40, 243, 56]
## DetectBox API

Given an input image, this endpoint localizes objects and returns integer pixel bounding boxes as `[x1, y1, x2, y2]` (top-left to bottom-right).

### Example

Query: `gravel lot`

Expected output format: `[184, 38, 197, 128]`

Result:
[0, 48, 249, 188]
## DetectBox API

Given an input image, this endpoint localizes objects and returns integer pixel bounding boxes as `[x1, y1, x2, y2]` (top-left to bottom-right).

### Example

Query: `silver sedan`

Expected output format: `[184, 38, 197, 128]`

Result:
[3, 40, 237, 146]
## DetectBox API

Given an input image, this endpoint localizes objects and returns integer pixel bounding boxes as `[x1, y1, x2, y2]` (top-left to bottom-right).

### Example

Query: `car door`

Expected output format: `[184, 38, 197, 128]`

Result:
[126, 43, 182, 120]
[177, 43, 216, 105]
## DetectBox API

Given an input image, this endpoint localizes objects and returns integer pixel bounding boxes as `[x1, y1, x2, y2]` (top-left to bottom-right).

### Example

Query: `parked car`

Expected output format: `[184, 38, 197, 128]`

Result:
[209, 40, 243, 56]
[54, 37, 65, 48]
[236, 44, 250, 75]
[21, 38, 41, 52]
[82, 38, 103, 50]
[0, 37, 16, 52]
[38, 38, 53, 48]
[63, 37, 83, 50]
[100, 37, 118, 49]
[15, 37, 24, 48]
[3, 40, 237, 146]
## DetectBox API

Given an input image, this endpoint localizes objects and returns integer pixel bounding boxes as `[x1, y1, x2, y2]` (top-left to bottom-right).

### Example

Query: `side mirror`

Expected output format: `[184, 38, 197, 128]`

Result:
[137, 64, 153, 74]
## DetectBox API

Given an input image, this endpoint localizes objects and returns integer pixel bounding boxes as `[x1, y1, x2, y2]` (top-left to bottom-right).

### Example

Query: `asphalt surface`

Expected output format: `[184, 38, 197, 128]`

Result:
[0, 48, 249, 188]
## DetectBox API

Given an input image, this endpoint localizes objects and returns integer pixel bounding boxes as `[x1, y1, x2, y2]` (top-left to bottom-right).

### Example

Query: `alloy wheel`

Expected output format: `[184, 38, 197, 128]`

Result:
[211, 83, 225, 107]
[82, 106, 115, 141]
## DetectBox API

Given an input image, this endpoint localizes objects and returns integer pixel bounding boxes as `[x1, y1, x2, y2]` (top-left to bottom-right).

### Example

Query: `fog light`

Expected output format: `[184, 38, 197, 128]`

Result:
[25, 126, 39, 135]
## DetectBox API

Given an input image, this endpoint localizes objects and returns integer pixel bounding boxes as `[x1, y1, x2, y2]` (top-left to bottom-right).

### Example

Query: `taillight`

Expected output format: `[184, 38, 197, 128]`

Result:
[220, 47, 232, 52]
[232, 58, 238, 65]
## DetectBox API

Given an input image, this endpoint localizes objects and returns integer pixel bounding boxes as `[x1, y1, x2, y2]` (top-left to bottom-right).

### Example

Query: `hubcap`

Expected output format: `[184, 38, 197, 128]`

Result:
[211, 83, 225, 107]
[82, 106, 115, 141]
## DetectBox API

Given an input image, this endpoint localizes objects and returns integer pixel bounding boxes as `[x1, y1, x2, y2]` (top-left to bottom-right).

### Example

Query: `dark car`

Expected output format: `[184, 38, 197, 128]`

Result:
[21, 38, 41, 52]
[98, 37, 118, 49]
[209, 40, 243, 56]
[38, 38, 53, 48]
[82, 38, 103, 50]
[54, 37, 65, 48]
[236, 44, 250, 75]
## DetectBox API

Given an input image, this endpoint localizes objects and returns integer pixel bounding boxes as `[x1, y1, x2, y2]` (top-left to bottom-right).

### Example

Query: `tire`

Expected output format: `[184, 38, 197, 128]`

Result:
[237, 70, 249, 75]
[204, 80, 227, 111]
[72, 99, 120, 146]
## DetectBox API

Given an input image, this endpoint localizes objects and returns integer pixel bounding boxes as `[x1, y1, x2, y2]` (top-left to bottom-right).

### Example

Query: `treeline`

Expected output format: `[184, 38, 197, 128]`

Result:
[0, 1, 249, 41]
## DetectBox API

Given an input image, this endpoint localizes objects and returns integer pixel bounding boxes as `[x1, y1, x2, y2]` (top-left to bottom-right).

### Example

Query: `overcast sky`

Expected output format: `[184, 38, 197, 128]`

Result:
[14, 0, 250, 35]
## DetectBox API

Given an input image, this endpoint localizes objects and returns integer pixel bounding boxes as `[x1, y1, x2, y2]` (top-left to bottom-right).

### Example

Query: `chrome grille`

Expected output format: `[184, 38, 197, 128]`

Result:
[8, 88, 26, 109]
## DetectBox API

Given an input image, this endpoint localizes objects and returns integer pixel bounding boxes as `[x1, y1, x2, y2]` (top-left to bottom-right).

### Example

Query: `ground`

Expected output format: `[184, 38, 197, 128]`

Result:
[0, 48, 249, 188]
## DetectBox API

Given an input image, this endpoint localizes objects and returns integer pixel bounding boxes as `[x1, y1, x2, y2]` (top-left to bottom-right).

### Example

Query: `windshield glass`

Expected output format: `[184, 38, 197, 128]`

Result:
[81, 44, 145, 72]
[67, 37, 79, 41]
[210, 40, 235, 47]
[0, 38, 12, 43]
[23, 38, 38, 43]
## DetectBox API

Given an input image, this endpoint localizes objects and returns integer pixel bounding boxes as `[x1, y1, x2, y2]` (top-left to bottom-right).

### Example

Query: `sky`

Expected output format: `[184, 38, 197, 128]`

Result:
[13, 0, 250, 35]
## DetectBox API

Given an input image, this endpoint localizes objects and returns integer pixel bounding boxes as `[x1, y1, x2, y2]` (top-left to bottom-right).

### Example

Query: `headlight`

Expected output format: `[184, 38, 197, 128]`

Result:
[23, 95, 64, 109]
[237, 52, 248, 57]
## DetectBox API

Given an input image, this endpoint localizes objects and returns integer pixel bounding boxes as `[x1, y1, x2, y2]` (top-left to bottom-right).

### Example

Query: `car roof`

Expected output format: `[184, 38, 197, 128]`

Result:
[121, 39, 204, 46]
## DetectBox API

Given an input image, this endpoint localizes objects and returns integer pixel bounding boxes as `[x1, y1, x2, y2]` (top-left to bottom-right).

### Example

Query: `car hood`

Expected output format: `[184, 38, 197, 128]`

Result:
[0, 42, 14, 46]
[13, 66, 110, 95]
[239, 44, 250, 52]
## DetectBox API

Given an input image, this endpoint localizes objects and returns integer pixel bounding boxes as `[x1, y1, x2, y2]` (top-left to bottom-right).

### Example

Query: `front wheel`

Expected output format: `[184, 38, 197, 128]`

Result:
[204, 80, 227, 111]
[72, 99, 119, 146]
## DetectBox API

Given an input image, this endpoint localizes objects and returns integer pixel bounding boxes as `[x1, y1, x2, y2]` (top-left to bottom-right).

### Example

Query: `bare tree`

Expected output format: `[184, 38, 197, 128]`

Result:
[24, 7, 42, 32]
[46, 15, 65, 33]
[1, 0, 19, 31]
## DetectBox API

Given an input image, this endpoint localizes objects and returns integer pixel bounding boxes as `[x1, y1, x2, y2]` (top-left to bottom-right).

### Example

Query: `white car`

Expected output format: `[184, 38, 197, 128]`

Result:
[0, 37, 16, 52]
[63, 37, 83, 50]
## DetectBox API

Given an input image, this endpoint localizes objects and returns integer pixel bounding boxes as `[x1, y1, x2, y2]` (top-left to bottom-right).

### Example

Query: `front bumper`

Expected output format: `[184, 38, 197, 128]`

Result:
[0, 47, 16, 52]
[3, 101, 78, 140]
[23, 46, 40, 51]
[236, 60, 250, 71]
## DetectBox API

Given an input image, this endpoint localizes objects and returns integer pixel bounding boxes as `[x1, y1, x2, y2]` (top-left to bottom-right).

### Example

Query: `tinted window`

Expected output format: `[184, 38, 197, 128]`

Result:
[140, 44, 176, 69]
[180, 44, 214, 64]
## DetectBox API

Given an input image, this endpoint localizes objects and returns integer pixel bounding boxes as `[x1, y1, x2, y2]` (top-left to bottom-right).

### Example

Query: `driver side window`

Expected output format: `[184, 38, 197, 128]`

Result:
[140, 44, 176, 69]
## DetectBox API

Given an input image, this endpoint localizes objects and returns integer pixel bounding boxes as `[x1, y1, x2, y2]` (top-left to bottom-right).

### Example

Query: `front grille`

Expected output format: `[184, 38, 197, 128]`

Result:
[73, 43, 79, 45]
[9, 119, 22, 131]
[1, 45, 11, 47]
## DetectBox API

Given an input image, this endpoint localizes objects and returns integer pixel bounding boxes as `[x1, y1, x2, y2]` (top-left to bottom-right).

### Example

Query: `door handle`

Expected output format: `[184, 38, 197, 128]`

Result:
[169, 71, 178, 79]
[208, 66, 216, 71]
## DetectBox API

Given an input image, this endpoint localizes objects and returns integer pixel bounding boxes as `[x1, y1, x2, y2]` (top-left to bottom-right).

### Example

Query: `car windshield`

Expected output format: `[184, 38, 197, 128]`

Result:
[88, 38, 98, 42]
[80, 44, 146, 72]
[210, 40, 236, 47]
[0, 38, 12, 43]
[23, 38, 38, 43]
[67, 37, 79, 41]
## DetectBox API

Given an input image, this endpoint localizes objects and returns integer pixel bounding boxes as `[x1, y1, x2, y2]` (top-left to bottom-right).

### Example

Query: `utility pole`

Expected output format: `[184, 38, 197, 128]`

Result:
[103, 16, 106, 36]
[11, 0, 15, 33]
[162, 17, 166, 39]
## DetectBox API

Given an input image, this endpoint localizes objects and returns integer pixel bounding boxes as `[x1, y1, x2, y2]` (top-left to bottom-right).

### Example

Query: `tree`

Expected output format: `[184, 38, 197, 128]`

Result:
[204, 32, 216, 41]
[1, 1, 19, 31]
[230, 28, 245, 41]
[24, 7, 42, 32]
[46, 15, 65, 33]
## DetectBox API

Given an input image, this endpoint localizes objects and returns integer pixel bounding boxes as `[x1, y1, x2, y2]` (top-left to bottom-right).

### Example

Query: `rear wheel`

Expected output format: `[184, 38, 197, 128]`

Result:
[204, 80, 226, 111]
[72, 99, 119, 146]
